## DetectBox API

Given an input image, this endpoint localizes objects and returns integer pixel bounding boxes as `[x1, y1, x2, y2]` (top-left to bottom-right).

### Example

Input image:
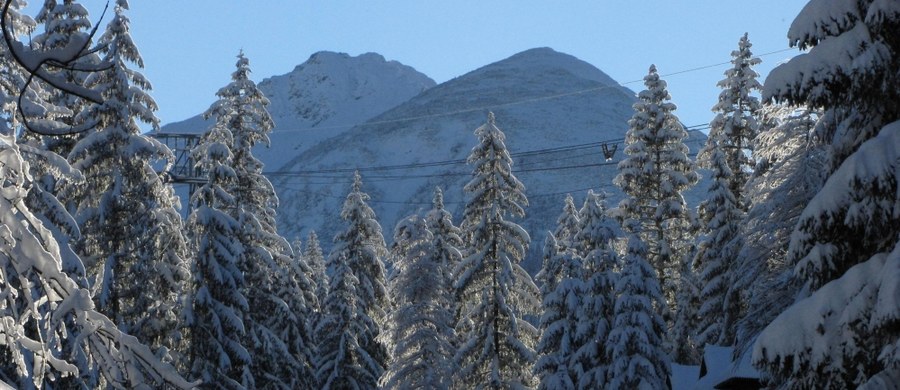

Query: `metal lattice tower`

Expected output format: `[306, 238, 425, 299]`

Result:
[150, 132, 205, 209]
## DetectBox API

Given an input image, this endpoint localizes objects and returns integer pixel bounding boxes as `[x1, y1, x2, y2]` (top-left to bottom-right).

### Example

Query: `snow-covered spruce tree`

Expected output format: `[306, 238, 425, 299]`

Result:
[691, 34, 761, 351]
[2, 0, 86, 282]
[315, 251, 372, 389]
[693, 128, 745, 348]
[381, 215, 457, 390]
[304, 230, 327, 315]
[454, 112, 541, 388]
[570, 190, 621, 389]
[670, 246, 700, 365]
[703, 32, 761, 210]
[734, 105, 824, 353]
[65, 0, 190, 356]
[29, 0, 98, 157]
[606, 227, 671, 390]
[204, 51, 315, 388]
[320, 172, 389, 388]
[553, 194, 580, 252]
[534, 233, 584, 390]
[0, 135, 196, 389]
[184, 122, 253, 389]
[614, 65, 698, 313]
[752, 1, 900, 387]
[424, 186, 463, 334]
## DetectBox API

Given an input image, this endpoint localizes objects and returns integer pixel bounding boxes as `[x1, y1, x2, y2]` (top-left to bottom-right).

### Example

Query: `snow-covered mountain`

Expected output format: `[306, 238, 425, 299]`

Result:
[160, 51, 436, 169]
[269, 47, 708, 273]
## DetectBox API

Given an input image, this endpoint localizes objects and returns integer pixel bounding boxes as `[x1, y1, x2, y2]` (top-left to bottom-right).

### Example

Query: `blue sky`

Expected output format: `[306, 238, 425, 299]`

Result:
[27, 1, 807, 131]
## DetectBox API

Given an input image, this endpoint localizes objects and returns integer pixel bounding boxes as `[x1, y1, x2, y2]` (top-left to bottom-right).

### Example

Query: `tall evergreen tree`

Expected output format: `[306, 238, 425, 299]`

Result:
[614, 65, 698, 312]
[534, 233, 583, 390]
[203, 51, 314, 388]
[304, 230, 328, 316]
[315, 252, 376, 389]
[65, 0, 190, 355]
[734, 105, 823, 353]
[553, 194, 581, 251]
[0, 136, 196, 390]
[703, 32, 762, 210]
[29, 0, 98, 157]
[571, 191, 621, 389]
[381, 215, 457, 390]
[319, 172, 389, 388]
[425, 186, 463, 334]
[454, 112, 540, 388]
[694, 127, 745, 348]
[753, 1, 900, 387]
[606, 229, 671, 390]
[185, 122, 252, 389]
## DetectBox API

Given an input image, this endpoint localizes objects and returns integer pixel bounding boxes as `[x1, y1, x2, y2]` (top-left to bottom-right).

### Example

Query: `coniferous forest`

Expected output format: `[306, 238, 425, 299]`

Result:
[1, 1, 898, 389]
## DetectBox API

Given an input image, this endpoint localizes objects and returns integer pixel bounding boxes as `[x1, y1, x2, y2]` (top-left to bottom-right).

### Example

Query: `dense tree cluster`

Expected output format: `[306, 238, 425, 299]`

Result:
[0, 0, 896, 389]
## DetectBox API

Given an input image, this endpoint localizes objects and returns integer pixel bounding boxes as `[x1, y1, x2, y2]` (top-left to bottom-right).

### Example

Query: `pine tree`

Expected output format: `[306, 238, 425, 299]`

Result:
[185, 123, 252, 389]
[534, 233, 583, 390]
[30, 0, 98, 157]
[703, 32, 761, 210]
[203, 51, 316, 388]
[734, 105, 823, 353]
[315, 252, 378, 389]
[65, 0, 190, 355]
[424, 186, 463, 334]
[1, 125, 192, 390]
[694, 128, 745, 348]
[571, 190, 621, 389]
[319, 172, 389, 388]
[454, 112, 540, 388]
[553, 194, 580, 251]
[304, 230, 328, 317]
[671, 247, 700, 364]
[753, 1, 900, 387]
[381, 215, 457, 390]
[606, 229, 671, 390]
[614, 65, 698, 312]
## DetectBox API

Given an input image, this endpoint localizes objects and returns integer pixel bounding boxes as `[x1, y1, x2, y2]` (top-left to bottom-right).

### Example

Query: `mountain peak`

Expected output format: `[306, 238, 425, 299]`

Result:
[475, 47, 628, 91]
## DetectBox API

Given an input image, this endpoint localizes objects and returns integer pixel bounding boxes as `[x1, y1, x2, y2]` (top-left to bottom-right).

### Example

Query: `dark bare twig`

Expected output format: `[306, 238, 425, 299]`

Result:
[1, 0, 111, 136]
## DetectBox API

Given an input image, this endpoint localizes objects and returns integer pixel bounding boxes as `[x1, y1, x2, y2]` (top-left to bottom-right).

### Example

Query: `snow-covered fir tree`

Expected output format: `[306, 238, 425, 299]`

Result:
[65, 0, 190, 357]
[381, 215, 457, 390]
[315, 251, 375, 389]
[0, 112, 193, 390]
[28, 0, 98, 157]
[690, 34, 761, 352]
[606, 227, 671, 390]
[304, 230, 328, 317]
[185, 122, 252, 389]
[534, 233, 584, 390]
[553, 194, 581, 251]
[702, 32, 761, 210]
[454, 112, 540, 388]
[694, 127, 745, 348]
[570, 190, 621, 389]
[752, 1, 900, 387]
[734, 105, 823, 353]
[424, 186, 463, 335]
[318, 172, 389, 388]
[614, 64, 698, 313]
[670, 245, 700, 364]
[203, 51, 314, 388]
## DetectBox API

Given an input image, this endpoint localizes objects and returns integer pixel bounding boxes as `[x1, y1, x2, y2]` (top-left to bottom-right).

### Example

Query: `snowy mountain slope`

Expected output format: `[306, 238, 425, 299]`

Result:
[160, 51, 436, 170]
[271, 47, 708, 273]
